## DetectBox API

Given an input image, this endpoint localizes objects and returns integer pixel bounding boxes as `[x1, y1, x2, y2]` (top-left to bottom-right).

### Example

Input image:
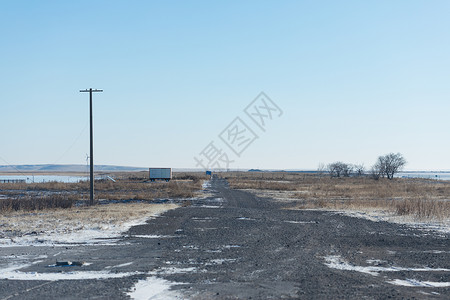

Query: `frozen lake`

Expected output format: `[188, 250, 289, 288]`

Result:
[396, 172, 450, 180]
[0, 175, 88, 183]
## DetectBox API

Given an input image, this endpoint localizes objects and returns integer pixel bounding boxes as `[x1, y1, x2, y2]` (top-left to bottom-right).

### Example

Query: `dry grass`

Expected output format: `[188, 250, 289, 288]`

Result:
[224, 172, 450, 221]
[0, 172, 204, 241]
[0, 172, 207, 212]
[0, 195, 76, 211]
[0, 203, 178, 239]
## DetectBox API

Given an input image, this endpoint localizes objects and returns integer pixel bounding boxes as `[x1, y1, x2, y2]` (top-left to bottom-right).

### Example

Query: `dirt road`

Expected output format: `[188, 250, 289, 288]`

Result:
[0, 177, 449, 299]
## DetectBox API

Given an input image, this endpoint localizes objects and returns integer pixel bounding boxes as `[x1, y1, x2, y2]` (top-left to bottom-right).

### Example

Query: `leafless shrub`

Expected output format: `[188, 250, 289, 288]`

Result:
[327, 162, 353, 178]
[395, 197, 449, 220]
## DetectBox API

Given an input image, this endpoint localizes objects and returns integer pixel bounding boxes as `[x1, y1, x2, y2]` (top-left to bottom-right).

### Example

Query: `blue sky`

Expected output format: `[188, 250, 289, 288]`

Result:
[1, 1, 449, 170]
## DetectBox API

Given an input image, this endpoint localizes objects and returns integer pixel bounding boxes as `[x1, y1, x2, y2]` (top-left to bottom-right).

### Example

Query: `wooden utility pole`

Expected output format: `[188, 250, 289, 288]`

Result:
[80, 88, 103, 205]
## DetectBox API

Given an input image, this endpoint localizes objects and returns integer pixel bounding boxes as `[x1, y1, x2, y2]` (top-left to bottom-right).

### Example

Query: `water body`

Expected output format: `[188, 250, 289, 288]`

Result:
[0, 175, 88, 183]
[396, 172, 450, 181]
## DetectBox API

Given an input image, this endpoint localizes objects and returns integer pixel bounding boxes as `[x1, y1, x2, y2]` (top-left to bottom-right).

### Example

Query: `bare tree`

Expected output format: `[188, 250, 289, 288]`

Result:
[372, 153, 406, 180]
[370, 165, 382, 180]
[354, 164, 365, 177]
[327, 162, 352, 178]
[342, 164, 353, 177]
[328, 162, 342, 177]
[317, 163, 326, 177]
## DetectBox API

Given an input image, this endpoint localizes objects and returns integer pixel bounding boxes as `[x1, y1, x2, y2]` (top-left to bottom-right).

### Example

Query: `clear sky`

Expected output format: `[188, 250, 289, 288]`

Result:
[1, 1, 449, 171]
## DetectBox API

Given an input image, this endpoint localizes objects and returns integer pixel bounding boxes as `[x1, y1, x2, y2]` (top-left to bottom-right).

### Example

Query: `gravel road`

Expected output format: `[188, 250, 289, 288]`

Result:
[0, 177, 449, 299]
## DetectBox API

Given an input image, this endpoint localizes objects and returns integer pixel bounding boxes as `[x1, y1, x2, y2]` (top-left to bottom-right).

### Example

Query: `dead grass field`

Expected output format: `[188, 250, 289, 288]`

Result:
[0, 172, 208, 212]
[224, 172, 450, 221]
[0, 202, 178, 241]
[0, 172, 208, 242]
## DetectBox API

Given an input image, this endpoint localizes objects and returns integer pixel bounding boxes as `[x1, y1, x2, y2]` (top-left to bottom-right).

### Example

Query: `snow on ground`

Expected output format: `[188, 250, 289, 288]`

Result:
[0, 203, 178, 247]
[202, 180, 211, 189]
[330, 209, 450, 235]
[0, 256, 143, 281]
[1, 267, 142, 281]
[246, 188, 450, 235]
[324, 255, 450, 276]
[127, 276, 183, 300]
[0, 257, 185, 299]
[324, 255, 450, 288]
[283, 220, 316, 224]
[0, 203, 184, 298]
[388, 279, 450, 288]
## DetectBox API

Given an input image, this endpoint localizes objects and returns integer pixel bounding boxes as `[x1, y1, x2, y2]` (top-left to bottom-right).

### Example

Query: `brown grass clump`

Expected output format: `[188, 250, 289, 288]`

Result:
[0, 195, 75, 211]
[394, 197, 449, 220]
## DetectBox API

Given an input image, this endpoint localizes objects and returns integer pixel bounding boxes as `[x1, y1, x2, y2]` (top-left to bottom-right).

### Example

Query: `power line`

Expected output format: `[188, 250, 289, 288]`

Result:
[0, 155, 28, 177]
[52, 121, 89, 165]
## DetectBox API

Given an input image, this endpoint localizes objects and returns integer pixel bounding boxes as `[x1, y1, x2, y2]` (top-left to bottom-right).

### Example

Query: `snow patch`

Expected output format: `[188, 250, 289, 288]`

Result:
[0, 262, 142, 281]
[132, 235, 179, 239]
[194, 228, 217, 231]
[198, 205, 221, 209]
[222, 245, 241, 249]
[0, 211, 166, 247]
[366, 259, 386, 265]
[331, 210, 450, 234]
[105, 262, 133, 269]
[128, 276, 182, 300]
[182, 245, 199, 250]
[151, 267, 197, 275]
[1, 254, 47, 260]
[284, 220, 316, 224]
[388, 279, 450, 288]
[324, 255, 450, 276]
[202, 180, 211, 189]
[206, 258, 237, 265]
